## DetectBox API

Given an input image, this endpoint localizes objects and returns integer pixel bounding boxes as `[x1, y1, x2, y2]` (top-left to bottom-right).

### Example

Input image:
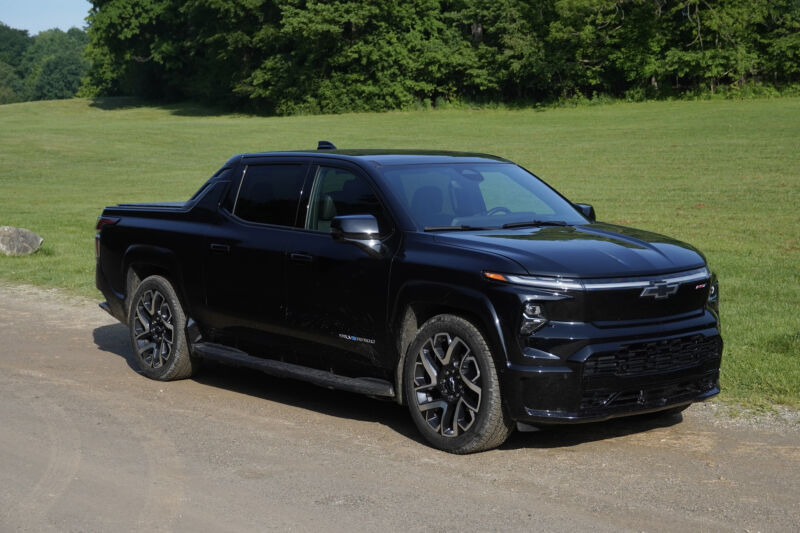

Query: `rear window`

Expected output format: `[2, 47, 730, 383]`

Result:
[234, 164, 307, 226]
[189, 168, 231, 203]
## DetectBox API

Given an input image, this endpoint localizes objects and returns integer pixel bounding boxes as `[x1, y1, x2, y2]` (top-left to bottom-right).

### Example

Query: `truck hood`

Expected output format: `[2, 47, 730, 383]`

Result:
[433, 223, 706, 278]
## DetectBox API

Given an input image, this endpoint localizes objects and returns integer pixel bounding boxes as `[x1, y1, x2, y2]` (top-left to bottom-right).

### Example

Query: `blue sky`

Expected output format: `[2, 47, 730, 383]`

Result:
[0, 0, 91, 34]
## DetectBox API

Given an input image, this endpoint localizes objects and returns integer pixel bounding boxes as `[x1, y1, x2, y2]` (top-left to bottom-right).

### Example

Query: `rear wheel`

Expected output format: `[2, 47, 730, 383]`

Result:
[403, 314, 513, 454]
[128, 275, 195, 381]
[123, 268, 141, 321]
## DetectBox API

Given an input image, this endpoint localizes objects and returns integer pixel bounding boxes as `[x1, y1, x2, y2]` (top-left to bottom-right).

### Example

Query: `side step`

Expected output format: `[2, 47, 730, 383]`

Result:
[192, 342, 395, 398]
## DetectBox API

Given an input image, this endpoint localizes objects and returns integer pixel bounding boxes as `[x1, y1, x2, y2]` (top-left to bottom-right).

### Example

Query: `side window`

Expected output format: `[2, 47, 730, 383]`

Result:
[305, 167, 389, 234]
[233, 164, 307, 226]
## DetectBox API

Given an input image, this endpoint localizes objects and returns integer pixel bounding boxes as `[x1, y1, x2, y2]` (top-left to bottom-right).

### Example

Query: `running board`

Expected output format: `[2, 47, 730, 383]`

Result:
[191, 342, 395, 398]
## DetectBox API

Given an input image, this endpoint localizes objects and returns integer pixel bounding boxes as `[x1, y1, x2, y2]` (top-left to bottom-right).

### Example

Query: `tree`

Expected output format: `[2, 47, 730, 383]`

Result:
[29, 53, 87, 100]
[6, 27, 90, 101]
[0, 22, 32, 69]
[0, 60, 25, 103]
[241, 0, 480, 113]
[760, 0, 800, 83]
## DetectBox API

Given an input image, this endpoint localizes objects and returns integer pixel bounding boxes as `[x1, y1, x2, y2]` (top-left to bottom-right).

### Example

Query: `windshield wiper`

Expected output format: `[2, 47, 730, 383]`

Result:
[501, 220, 568, 229]
[423, 225, 496, 232]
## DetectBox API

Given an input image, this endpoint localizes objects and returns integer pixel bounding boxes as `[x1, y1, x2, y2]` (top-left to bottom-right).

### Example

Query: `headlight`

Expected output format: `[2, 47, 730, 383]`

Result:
[708, 280, 719, 304]
[521, 301, 548, 335]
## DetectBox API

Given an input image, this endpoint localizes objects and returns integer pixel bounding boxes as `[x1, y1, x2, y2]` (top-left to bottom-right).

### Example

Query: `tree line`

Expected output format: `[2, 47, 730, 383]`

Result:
[82, 0, 800, 113]
[0, 23, 88, 104]
[3, 1, 799, 113]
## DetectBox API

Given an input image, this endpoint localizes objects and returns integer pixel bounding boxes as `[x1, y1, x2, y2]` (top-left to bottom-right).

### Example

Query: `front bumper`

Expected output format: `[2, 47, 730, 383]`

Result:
[502, 317, 722, 424]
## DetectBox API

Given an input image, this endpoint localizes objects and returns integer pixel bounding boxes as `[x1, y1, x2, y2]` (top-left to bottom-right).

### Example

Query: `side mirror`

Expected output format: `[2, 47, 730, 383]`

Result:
[574, 203, 596, 222]
[331, 215, 384, 257]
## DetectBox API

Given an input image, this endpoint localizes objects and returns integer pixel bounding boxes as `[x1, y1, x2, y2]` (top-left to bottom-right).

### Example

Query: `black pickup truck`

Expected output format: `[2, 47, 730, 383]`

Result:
[96, 143, 722, 453]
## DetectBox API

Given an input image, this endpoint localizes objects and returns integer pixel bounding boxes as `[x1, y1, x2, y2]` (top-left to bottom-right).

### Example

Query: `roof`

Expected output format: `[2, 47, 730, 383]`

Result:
[239, 149, 511, 167]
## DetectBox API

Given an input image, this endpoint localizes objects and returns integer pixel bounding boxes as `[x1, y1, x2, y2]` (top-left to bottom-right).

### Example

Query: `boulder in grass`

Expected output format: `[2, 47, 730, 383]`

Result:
[0, 226, 44, 256]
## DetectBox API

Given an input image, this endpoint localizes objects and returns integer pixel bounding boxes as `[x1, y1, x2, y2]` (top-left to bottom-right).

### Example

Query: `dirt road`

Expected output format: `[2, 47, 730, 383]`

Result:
[0, 283, 797, 532]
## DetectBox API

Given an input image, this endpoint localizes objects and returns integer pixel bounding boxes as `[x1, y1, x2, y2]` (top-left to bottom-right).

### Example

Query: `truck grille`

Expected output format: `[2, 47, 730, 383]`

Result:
[584, 334, 721, 378]
[580, 374, 717, 411]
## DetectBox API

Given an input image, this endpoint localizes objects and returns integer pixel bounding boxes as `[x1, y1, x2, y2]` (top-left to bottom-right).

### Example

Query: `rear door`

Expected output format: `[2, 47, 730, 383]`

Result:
[203, 159, 311, 348]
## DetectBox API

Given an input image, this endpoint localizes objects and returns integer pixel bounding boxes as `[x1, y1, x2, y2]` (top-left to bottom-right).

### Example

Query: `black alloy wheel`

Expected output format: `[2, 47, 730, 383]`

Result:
[412, 332, 482, 437]
[128, 275, 194, 381]
[133, 287, 175, 369]
[404, 314, 512, 453]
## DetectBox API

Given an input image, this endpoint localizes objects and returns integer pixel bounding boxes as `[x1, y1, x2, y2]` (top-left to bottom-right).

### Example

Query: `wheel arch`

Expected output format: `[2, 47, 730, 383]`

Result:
[122, 245, 187, 317]
[390, 281, 511, 405]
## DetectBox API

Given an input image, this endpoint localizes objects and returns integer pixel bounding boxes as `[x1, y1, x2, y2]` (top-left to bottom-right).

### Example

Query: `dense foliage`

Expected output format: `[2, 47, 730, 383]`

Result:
[0, 23, 89, 104]
[6, 1, 800, 112]
[81, 0, 800, 113]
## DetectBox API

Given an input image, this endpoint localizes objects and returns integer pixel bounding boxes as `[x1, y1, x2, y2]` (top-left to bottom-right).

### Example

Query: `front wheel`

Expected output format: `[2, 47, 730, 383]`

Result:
[128, 275, 195, 381]
[403, 314, 513, 453]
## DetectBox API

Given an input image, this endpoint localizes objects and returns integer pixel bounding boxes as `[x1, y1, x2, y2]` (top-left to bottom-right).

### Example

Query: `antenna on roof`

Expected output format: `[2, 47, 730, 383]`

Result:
[317, 140, 337, 150]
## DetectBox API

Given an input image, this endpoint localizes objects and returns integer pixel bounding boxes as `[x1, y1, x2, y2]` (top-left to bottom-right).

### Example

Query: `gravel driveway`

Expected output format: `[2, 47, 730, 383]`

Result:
[1, 283, 797, 532]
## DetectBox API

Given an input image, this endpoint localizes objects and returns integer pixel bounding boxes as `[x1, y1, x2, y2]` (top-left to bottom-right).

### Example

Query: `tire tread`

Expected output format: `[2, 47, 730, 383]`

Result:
[129, 275, 195, 381]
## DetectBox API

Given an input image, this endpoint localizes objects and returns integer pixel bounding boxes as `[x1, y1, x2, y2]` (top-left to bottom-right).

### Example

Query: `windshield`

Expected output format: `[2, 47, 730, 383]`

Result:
[377, 163, 588, 230]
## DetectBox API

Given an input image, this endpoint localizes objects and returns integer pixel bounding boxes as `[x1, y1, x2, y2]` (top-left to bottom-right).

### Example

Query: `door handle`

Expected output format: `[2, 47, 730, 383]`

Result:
[290, 252, 314, 263]
[210, 243, 230, 254]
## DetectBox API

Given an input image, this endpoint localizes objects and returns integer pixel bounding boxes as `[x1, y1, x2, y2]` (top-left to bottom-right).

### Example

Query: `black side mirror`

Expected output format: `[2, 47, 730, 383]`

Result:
[331, 215, 384, 257]
[574, 203, 596, 222]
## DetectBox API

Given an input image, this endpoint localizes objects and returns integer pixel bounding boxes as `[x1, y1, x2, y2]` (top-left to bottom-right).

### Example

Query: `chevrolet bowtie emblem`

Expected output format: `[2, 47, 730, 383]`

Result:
[640, 282, 679, 299]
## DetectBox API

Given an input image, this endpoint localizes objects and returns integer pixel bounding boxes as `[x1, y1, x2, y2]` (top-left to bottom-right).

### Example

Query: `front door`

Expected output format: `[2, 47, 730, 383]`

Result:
[284, 164, 398, 375]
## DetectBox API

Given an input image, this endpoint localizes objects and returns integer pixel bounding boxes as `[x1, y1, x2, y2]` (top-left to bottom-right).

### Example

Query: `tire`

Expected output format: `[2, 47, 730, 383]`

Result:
[123, 268, 141, 322]
[128, 275, 195, 381]
[403, 314, 513, 454]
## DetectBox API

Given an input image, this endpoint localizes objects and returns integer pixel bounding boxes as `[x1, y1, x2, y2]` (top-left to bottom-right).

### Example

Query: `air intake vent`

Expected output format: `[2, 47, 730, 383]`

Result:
[317, 141, 337, 150]
[584, 334, 721, 377]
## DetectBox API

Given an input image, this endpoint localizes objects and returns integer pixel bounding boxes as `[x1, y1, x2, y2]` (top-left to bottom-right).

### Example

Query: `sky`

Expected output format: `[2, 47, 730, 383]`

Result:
[0, 0, 91, 35]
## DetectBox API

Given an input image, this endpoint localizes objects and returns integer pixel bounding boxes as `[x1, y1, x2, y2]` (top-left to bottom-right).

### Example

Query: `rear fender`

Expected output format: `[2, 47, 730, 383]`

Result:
[122, 245, 184, 303]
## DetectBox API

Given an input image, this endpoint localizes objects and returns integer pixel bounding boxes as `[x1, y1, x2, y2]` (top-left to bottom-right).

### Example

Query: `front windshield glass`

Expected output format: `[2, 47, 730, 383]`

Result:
[378, 163, 588, 230]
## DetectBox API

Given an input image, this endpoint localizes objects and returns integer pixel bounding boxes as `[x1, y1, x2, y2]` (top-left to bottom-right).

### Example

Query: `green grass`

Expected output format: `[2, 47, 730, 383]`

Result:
[1, 97, 798, 408]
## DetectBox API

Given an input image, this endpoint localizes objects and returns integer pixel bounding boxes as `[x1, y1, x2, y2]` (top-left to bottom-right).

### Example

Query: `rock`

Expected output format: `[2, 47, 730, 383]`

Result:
[0, 226, 44, 256]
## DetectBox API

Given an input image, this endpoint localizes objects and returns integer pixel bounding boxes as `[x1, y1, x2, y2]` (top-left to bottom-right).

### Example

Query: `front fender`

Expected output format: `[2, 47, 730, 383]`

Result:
[391, 280, 511, 403]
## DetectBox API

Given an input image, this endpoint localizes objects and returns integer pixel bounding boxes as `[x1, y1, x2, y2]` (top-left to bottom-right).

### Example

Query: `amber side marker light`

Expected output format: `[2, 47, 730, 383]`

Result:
[483, 272, 508, 282]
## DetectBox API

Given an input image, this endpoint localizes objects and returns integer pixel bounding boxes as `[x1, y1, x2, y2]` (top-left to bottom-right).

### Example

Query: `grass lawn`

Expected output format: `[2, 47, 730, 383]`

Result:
[1, 97, 798, 408]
